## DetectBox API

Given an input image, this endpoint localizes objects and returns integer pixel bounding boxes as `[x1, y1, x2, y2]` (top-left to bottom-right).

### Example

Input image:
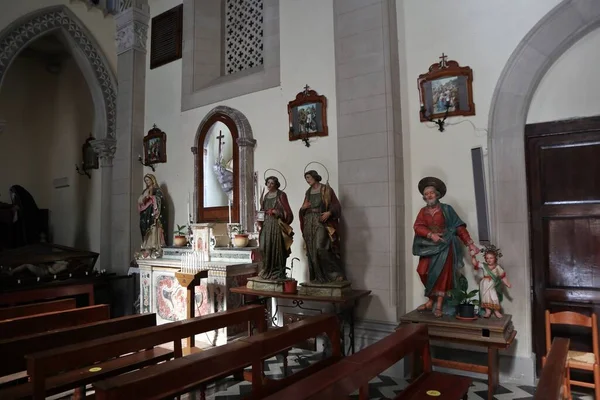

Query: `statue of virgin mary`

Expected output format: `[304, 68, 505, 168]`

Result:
[137, 174, 167, 252]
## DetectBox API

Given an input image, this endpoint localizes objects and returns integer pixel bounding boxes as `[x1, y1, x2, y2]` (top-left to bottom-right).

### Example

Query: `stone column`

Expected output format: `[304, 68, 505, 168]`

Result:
[113, 0, 149, 274]
[333, 0, 405, 323]
[91, 138, 116, 271]
[237, 137, 257, 231]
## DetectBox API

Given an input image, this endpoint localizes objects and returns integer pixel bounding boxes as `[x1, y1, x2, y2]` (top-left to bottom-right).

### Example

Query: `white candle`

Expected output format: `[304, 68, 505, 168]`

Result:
[228, 199, 232, 224]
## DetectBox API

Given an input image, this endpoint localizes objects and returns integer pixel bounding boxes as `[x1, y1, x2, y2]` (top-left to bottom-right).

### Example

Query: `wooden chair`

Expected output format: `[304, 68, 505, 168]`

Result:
[535, 337, 570, 400]
[544, 310, 599, 399]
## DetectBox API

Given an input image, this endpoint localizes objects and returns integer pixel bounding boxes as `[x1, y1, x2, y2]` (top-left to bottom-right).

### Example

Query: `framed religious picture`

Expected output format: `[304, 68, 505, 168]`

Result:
[143, 124, 167, 166]
[288, 86, 328, 143]
[418, 53, 475, 122]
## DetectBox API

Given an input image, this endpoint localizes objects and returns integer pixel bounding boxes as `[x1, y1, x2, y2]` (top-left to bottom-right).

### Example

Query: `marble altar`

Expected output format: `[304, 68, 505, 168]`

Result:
[137, 245, 259, 346]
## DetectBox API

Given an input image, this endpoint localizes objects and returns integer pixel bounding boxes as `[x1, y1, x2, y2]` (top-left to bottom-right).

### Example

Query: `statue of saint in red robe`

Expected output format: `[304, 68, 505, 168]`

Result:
[412, 177, 479, 317]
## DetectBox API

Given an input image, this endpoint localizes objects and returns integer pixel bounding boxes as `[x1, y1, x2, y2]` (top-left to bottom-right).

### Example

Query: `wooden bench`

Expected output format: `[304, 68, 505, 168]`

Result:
[24, 304, 267, 399]
[0, 304, 110, 340]
[260, 324, 472, 400]
[536, 337, 570, 400]
[0, 313, 159, 390]
[92, 314, 342, 400]
[0, 298, 76, 321]
[0, 281, 95, 307]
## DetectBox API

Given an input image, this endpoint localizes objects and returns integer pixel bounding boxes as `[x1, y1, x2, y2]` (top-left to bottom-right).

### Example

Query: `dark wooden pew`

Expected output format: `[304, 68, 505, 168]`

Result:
[0, 298, 76, 321]
[260, 324, 473, 400]
[24, 304, 267, 399]
[0, 313, 159, 385]
[535, 337, 570, 400]
[91, 314, 342, 400]
[0, 304, 110, 340]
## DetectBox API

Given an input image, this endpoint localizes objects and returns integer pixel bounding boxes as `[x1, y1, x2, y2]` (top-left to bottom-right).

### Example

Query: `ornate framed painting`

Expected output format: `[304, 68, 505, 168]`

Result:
[143, 124, 167, 165]
[418, 54, 475, 122]
[288, 86, 328, 143]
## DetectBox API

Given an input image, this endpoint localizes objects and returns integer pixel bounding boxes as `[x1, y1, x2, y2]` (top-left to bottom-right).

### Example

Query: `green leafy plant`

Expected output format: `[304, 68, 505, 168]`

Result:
[175, 224, 187, 236]
[448, 275, 479, 306]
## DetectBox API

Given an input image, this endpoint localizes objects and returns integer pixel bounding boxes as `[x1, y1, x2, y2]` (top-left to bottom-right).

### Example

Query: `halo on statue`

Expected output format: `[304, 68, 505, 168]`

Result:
[303, 161, 330, 184]
[263, 168, 288, 191]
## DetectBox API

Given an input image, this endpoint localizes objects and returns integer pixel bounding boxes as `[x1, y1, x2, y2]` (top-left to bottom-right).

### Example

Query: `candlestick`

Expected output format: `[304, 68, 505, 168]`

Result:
[187, 201, 190, 223]
[228, 199, 232, 224]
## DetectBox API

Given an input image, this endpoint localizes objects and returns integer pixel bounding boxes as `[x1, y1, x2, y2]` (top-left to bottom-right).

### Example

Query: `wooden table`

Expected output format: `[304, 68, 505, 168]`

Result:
[398, 309, 517, 400]
[230, 287, 371, 356]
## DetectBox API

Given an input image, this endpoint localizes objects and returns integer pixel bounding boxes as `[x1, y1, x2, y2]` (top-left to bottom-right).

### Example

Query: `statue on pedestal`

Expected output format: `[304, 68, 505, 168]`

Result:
[299, 165, 346, 285]
[470, 244, 511, 318]
[257, 174, 294, 280]
[137, 173, 166, 258]
[412, 177, 479, 317]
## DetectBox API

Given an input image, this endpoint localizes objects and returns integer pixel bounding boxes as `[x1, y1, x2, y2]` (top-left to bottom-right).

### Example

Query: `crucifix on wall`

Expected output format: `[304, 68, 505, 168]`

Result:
[216, 131, 225, 162]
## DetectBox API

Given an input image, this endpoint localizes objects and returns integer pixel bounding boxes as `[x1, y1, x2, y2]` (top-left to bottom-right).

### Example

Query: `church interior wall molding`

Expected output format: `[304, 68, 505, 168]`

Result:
[0, 5, 117, 141]
[487, 0, 600, 365]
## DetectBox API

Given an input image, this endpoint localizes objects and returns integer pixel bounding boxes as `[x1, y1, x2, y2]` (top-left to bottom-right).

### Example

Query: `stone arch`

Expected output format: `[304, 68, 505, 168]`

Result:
[0, 5, 117, 139]
[487, 0, 600, 363]
[192, 106, 256, 230]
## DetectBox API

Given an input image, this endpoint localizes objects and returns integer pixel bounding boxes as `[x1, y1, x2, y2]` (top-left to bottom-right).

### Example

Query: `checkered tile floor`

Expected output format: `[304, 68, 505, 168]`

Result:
[196, 349, 595, 400]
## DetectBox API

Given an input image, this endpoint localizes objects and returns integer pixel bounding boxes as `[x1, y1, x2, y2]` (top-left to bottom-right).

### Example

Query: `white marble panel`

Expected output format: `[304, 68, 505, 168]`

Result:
[338, 157, 388, 185]
[343, 206, 391, 228]
[338, 131, 387, 161]
[338, 93, 386, 116]
[337, 71, 386, 102]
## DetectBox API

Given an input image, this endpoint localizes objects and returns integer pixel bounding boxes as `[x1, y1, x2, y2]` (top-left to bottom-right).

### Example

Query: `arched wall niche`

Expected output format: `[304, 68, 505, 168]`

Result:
[487, 0, 600, 364]
[0, 5, 117, 141]
[192, 106, 256, 231]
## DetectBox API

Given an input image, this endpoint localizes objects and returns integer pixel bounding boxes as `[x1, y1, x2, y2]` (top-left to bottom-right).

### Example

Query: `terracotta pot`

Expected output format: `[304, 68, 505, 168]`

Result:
[173, 235, 187, 247]
[233, 234, 249, 248]
[283, 279, 297, 294]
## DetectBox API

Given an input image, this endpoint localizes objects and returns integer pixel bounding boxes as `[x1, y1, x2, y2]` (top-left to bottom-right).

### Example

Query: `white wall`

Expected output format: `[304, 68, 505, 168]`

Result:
[0, 54, 100, 259]
[398, 0, 562, 361]
[145, 0, 338, 281]
[0, 57, 55, 206]
[527, 27, 600, 123]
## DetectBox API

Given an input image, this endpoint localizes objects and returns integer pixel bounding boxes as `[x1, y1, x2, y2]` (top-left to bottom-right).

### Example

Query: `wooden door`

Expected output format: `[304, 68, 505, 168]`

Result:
[526, 116, 600, 372]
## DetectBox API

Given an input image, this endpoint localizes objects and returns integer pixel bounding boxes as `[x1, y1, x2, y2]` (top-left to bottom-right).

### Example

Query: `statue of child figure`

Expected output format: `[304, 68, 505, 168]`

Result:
[470, 244, 511, 318]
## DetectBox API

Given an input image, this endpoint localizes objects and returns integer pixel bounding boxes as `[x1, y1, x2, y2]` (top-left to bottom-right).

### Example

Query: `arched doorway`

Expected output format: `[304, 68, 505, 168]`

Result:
[0, 6, 117, 267]
[488, 0, 600, 370]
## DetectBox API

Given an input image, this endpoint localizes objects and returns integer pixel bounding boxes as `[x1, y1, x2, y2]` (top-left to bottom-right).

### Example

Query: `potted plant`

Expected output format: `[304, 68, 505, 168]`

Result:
[448, 275, 479, 319]
[173, 224, 188, 247]
[232, 229, 249, 248]
[283, 257, 299, 294]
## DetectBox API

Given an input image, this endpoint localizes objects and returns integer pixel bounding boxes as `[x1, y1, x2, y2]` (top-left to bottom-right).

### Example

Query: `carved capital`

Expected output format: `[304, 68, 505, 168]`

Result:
[115, 0, 149, 55]
[91, 138, 117, 167]
[116, 20, 148, 55]
[237, 137, 257, 147]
